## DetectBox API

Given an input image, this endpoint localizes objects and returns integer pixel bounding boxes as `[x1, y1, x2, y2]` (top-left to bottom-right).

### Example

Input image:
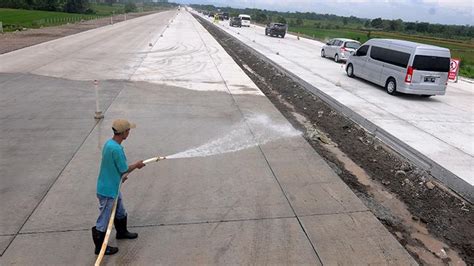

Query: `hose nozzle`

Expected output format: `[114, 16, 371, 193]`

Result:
[144, 156, 166, 164]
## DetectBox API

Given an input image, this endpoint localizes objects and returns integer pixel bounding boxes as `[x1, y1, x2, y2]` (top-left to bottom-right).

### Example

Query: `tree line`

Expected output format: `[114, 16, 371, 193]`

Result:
[0, 0, 162, 14]
[192, 4, 473, 40]
[0, 0, 92, 13]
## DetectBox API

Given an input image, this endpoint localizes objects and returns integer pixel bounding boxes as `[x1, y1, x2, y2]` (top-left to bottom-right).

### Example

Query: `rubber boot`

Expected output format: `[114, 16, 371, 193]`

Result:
[114, 216, 138, 239]
[91, 226, 119, 255]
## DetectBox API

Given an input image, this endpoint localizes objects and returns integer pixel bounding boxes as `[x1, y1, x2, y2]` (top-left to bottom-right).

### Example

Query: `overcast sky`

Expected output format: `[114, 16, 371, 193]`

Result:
[176, 0, 473, 25]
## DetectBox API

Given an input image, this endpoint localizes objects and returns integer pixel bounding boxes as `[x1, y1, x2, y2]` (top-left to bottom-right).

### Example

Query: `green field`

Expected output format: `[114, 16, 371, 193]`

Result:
[0, 8, 100, 30]
[0, 4, 162, 32]
[88, 3, 150, 16]
[290, 25, 474, 78]
[88, 3, 125, 16]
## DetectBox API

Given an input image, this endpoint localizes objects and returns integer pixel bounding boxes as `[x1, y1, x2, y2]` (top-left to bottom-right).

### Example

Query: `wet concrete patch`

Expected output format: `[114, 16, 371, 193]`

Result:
[0, 73, 121, 254]
[17, 80, 296, 234]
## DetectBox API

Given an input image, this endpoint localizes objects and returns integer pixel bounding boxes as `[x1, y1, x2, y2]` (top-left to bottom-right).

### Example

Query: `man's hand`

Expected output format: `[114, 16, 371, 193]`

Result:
[135, 160, 146, 169]
[125, 161, 146, 176]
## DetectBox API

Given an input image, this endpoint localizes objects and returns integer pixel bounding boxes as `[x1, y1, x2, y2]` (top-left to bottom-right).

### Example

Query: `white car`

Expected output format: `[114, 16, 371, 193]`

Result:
[238, 14, 251, 27]
[321, 38, 361, 62]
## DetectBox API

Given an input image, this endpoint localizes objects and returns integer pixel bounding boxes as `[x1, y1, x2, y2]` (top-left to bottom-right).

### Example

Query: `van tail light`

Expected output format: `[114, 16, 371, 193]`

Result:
[405, 66, 414, 83]
[341, 47, 347, 52]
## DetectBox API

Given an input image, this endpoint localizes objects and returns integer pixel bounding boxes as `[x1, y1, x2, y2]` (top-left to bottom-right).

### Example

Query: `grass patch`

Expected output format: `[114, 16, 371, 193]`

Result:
[89, 3, 125, 16]
[0, 4, 174, 31]
[0, 8, 99, 31]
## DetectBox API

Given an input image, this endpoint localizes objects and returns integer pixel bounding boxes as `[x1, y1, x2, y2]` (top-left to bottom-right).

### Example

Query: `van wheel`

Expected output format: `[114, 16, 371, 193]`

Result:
[386, 78, 397, 95]
[321, 50, 325, 57]
[346, 64, 354, 78]
[334, 54, 339, 62]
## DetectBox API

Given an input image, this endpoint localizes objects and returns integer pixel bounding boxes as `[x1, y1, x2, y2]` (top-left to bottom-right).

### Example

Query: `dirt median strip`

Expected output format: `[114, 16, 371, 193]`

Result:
[193, 14, 474, 265]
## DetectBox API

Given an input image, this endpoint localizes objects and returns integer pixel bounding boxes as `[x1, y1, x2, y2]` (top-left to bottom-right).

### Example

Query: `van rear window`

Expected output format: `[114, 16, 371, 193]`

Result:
[241, 17, 250, 21]
[413, 55, 450, 72]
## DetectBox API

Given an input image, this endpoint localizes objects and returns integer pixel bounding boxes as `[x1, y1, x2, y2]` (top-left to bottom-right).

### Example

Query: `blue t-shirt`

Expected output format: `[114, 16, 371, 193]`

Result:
[97, 139, 128, 198]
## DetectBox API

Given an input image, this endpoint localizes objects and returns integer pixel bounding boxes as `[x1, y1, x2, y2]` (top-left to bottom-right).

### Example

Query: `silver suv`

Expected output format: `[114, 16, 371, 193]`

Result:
[321, 38, 361, 62]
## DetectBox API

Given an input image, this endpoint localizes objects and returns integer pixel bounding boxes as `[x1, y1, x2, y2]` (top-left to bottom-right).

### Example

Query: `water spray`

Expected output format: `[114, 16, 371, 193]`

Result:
[163, 114, 301, 160]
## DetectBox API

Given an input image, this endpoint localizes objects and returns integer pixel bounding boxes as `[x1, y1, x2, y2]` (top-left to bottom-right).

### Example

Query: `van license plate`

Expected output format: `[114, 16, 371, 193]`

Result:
[424, 77, 436, 82]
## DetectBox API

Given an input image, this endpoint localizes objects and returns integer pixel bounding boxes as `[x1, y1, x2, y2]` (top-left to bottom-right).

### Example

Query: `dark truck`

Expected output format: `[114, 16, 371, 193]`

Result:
[229, 17, 242, 27]
[265, 23, 287, 38]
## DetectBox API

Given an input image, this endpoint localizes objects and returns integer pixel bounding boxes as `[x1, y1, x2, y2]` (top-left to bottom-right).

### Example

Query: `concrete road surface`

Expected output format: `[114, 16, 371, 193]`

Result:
[0, 10, 416, 265]
[198, 13, 474, 201]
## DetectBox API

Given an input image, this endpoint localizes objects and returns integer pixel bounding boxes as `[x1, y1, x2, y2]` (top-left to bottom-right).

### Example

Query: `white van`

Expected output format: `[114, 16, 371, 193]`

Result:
[346, 39, 451, 97]
[238, 14, 251, 27]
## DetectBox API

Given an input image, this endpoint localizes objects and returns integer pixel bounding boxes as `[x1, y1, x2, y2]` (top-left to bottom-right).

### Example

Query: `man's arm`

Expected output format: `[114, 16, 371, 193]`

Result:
[125, 161, 146, 174]
[121, 161, 146, 183]
[113, 149, 146, 181]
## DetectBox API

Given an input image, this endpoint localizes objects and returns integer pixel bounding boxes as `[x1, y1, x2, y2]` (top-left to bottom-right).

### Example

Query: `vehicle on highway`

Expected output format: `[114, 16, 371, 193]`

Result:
[321, 38, 360, 62]
[238, 14, 251, 27]
[216, 13, 225, 20]
[222, 12, 229, 20]
[265, 23, 287, 38]
[229, 17, 242, 27]
[346, 39, 451, 96]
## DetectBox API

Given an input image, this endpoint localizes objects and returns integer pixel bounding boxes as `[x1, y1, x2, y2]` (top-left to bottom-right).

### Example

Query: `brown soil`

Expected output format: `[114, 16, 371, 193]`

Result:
[0, 11, 158, 55]
[194, 15, 474, 265]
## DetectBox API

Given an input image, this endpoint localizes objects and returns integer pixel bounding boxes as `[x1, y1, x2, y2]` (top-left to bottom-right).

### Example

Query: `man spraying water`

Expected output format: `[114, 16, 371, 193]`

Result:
[92, 114, 299, 264]
[92, 119, 146, 256]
